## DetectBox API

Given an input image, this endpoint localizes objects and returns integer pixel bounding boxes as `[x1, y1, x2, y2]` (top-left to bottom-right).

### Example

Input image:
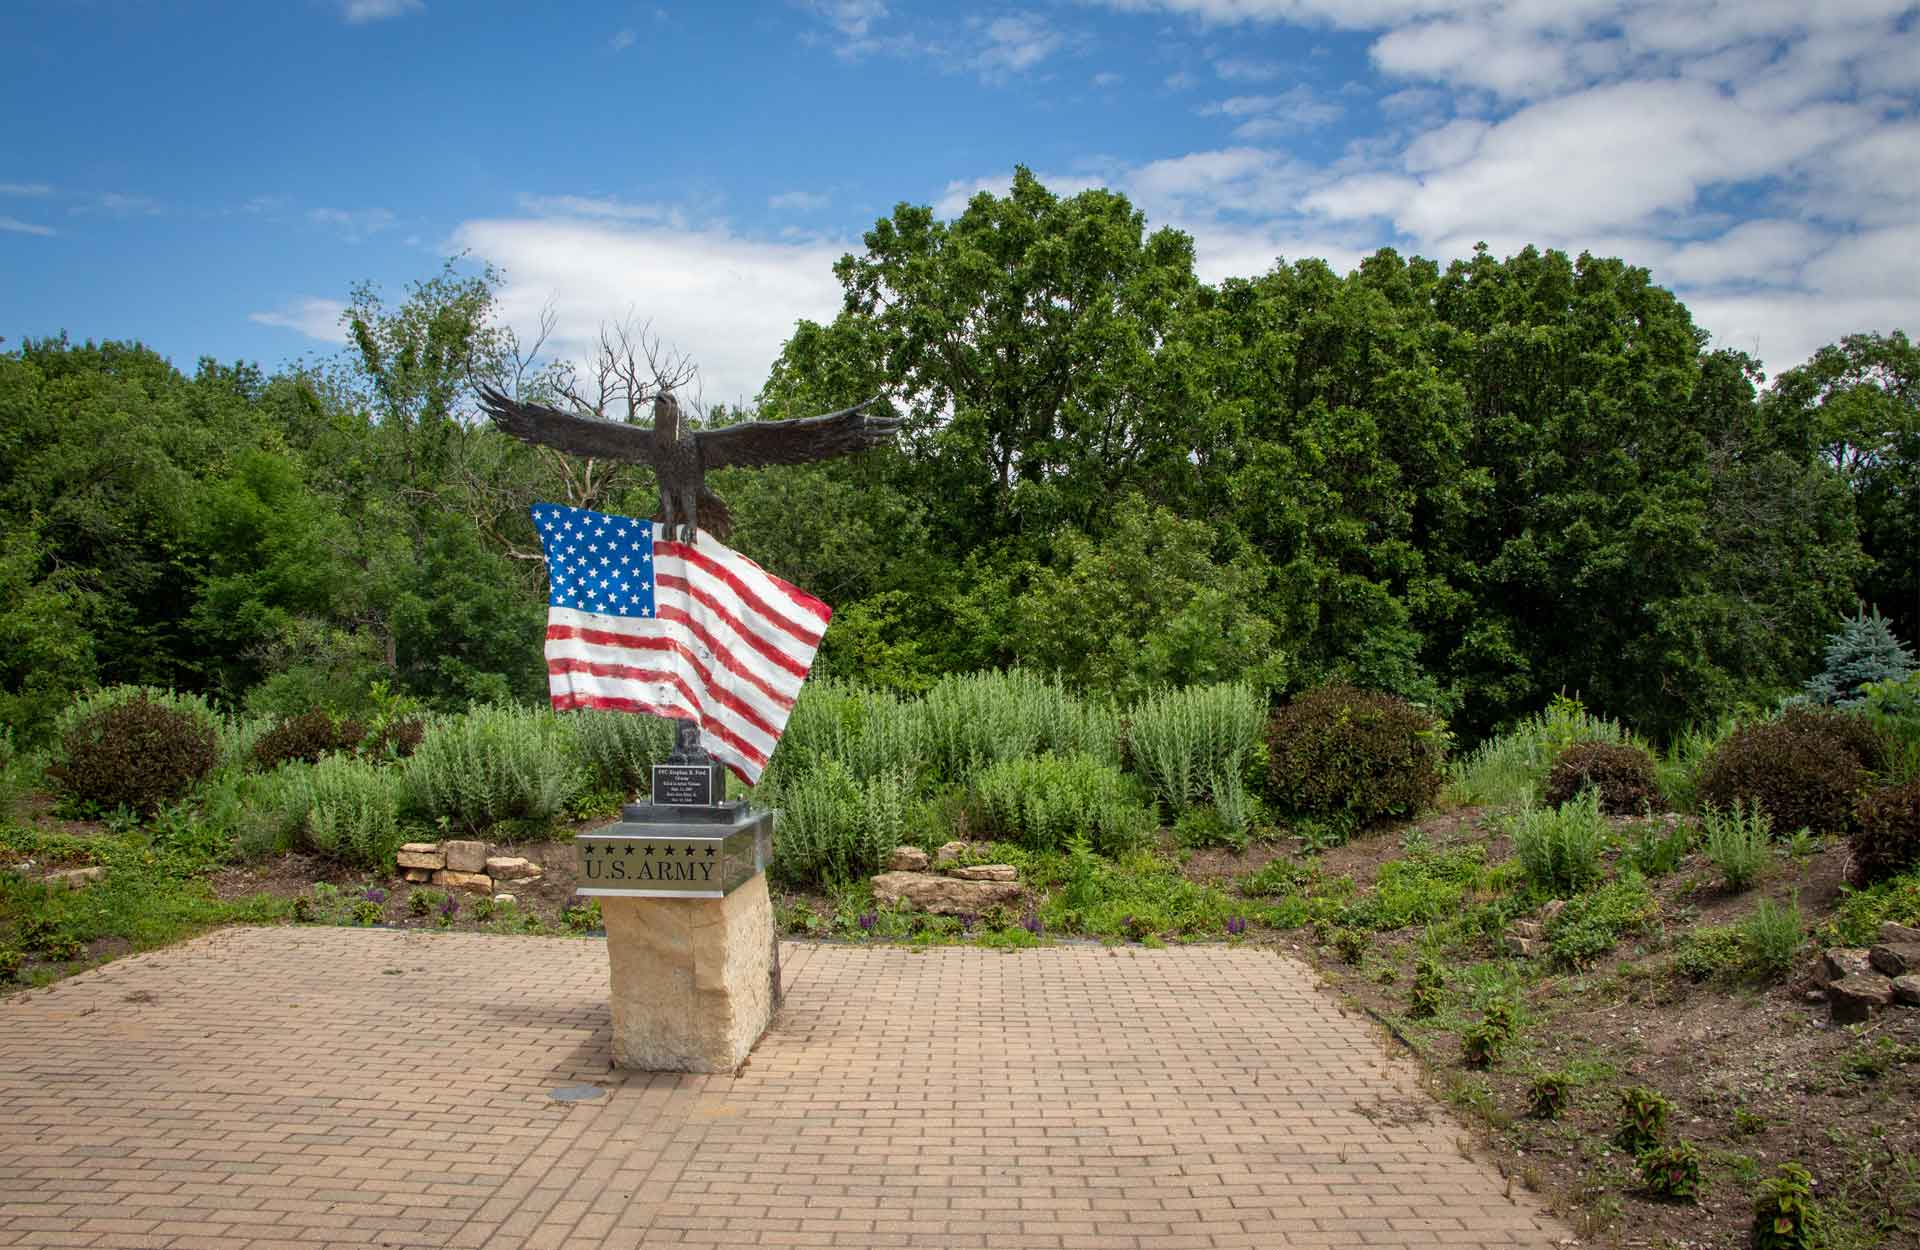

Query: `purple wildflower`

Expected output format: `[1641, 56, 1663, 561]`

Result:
[363, 887, 387, 904]
[1226, 916, 1247, 937]
[1021, 911, 1042, 936]
[858, 912, 877, 932]
[440, 894, 459, 918]
[958, 913, 976, 933]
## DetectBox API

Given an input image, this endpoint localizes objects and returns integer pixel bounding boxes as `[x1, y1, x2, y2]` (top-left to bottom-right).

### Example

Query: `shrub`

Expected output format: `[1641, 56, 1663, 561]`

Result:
[762, 680, 934, 797]
[1546, 871, 1657, 969]
[1462, 997, 1516, 1068]
[1657, 715, 1739, 813]
[1738, 897, 1804, 981]
[0, 726, 27, 814]
[1409, 956, 1446, 1018]
[403, 705, 582, 832]
[364, 717, 424, 761]
[1614, 1086, 1673, 1154]
[1752, 1163, 1820, 1250]
[1210, 767, 1262, 844]
[47, 689, 218, 816]
[1638, 1139, 1702, 1202]
[1511, 789, 1607, 895]
[252, 709, 365, 771]
[1623, 821, 1695, 877]
[1266, 684, 1445, 824]
[285, 754, 406, 869]
[1703, 801, 1772, 892]
[1173, 805, 1243, 851]
[770, 760, 910, 888]
[569, 709, 676, 795]
[1527, 1072, 1571, 1119]
[1447, 693, 1632, 808]
[1125, 681, 1264, 814]
[1696, 708, 1884, 836]
[968, 753, 1154, 856]
[920, 670, 1116, 784]
[1542, 741, 1660, 814]
[1672, 925, 1743, 982]
[1802, 606, 1916, 708]
[1850, 778, 1920, 885]
[1859, 671, 1920, 784]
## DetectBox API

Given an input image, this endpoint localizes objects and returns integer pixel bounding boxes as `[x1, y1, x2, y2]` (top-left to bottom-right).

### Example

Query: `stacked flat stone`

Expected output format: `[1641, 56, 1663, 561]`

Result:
[1821, 921, 1920, 1022]
[871, 843, 1024, 916]
[394, 841, 543, 895]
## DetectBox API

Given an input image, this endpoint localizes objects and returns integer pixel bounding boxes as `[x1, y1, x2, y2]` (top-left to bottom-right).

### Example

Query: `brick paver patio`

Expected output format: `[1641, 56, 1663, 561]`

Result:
[1, 928, 1571, 1249]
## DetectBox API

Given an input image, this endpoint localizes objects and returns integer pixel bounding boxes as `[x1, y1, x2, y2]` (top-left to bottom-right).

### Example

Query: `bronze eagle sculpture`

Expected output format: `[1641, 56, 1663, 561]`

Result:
[476, 385, 900, 542]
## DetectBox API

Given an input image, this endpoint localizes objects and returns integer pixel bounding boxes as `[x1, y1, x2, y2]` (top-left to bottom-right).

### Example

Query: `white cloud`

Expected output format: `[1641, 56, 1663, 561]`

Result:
[770, 190, 831, 212]
[1214, 56, 1283, 81]
[1093, 71, 1124, 87]
[1164, 70, 1197, 90]
[1400, 117, 1487, 172]
[248, 298, 348, 342]
[0, 216, 54, 236]
[518, 193, 677, 224]
[0, 182, 52, 197]
[610, 28, 637, 51]
[934, 170, 1107, 217]
[339, 0, 423, 23]
[309, 206, 396, 241]
[804, 0, 887, 39]
[1201, 87, 1342, 137]
[448, 215, 851, 406]
[970, 13, 1064, 77]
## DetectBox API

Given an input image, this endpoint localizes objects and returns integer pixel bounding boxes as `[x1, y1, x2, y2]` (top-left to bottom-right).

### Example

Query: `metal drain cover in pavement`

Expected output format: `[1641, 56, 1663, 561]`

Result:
[549, 1084, 605, 1102]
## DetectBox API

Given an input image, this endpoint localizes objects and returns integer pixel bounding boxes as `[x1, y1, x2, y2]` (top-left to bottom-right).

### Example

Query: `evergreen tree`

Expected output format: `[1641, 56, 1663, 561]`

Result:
[1803, 607, 1918, 707]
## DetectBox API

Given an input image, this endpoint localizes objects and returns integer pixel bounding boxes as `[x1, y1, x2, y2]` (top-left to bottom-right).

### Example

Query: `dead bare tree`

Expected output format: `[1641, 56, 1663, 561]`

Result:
[462, 310, 702, 562]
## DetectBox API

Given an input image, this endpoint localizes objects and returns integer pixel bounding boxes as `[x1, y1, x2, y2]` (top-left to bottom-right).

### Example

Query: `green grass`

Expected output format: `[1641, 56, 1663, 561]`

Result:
[1, 823, 288, 988]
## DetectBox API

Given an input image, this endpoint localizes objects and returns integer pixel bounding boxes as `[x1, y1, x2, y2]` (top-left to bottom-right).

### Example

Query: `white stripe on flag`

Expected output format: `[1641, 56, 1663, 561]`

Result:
[543, 525, 828, 783]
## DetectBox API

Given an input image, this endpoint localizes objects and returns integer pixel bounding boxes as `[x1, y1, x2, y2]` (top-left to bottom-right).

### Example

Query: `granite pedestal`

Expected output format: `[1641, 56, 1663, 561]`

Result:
[577, 789, 779, 1073]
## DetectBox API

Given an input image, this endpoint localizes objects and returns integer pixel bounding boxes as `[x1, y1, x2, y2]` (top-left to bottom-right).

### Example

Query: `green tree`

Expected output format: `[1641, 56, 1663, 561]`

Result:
[833, 166, 1202, 544]
[1010, 494, 1285, 703]
[1765, 330, 1919, 643]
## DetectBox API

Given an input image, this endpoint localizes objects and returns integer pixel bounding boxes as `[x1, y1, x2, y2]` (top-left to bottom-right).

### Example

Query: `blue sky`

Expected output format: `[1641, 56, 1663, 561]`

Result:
[4, 0, 1917, 404]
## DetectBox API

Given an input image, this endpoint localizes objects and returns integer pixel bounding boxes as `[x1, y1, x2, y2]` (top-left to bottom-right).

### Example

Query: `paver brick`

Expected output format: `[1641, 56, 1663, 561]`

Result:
[0, 928, 1569, 1249]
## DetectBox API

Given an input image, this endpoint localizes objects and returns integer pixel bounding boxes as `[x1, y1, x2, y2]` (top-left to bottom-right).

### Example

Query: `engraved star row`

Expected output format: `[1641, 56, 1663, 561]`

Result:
[581, 844, 716, 857]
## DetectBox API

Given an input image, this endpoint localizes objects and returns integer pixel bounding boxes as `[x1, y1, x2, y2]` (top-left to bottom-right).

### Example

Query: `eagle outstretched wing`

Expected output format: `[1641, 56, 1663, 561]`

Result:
[475, 385, 662, 466]
[693, 397, 901, 470]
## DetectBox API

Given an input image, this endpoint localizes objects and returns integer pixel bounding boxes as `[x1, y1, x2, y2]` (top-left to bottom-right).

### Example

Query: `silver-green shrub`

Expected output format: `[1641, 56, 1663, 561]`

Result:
[770, 760, 911, 887]
[1448, 693, 1636, 808]
[1126, 681, 1264, 812]
[920, 669, 1110, 782]
[968, 752, 1154, 855]
[762, 679, 926, 792]
[1510, 788, 1607, 895]
[1702, 800, 1771, 892]
[403, 704, 582, 832]
[284, 753, 405, 869]
[569, 709, 676, 795]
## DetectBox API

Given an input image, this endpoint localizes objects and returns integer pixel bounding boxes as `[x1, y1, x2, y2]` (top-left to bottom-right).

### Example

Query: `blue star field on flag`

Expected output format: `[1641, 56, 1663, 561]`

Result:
[532, 505, 657, 620]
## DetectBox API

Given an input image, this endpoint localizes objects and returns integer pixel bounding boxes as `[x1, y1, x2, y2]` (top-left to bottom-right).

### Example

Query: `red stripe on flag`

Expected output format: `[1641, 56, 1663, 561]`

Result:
[550, 690, 769, 769]
[657, 575, 810, 680]
[657, 540, 831, 634]
[546, 621, 795, 711]
[546, 656, 781, 742]
[549, 690, 697, 724]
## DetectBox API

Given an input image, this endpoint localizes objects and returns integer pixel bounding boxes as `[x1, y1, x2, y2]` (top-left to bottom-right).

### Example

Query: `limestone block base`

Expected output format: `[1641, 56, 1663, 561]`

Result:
[600, 873, 776, 1073]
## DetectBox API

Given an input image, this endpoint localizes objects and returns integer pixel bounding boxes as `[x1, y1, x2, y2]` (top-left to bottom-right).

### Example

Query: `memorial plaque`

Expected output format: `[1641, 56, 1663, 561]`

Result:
[575, 808, 773, 899]
[653, 762, 718, 807]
